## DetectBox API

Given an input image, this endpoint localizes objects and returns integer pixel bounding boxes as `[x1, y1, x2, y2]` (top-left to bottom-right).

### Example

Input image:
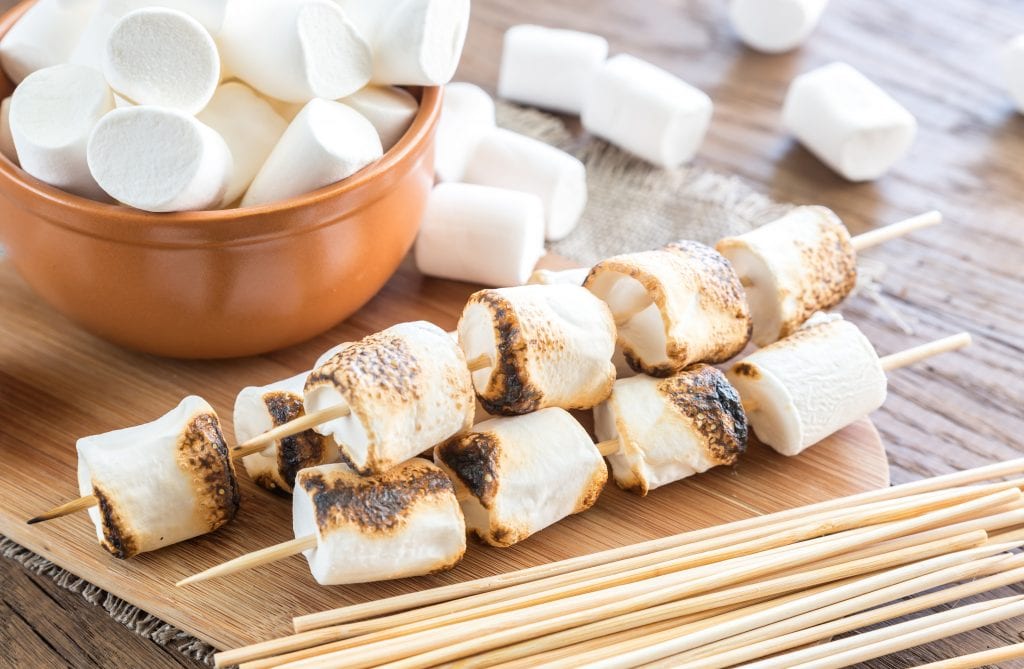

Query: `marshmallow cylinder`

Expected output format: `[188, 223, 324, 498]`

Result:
[1002, 35, 1024, 114]
[498, 25, 608, 114]
[594, 365, 748, 496]
[728, 0, 828, 54]
[304, 321, 475, 475]
[414, 183, 546, 287]
[218, 0, 371, 103]
[527, 267, 589, 286]
[0, 0, 97, 83]
[726, 317, 887, 456]
[87, 106, 232, 212]
[782, 62, 916, 181]
[435, 408, 607, 547]
[582, 54, 713, 169]
[76, 396, 239, 558]
[434, 81, 495, 182]
[586, 240, 751, 377]
[341, 85, 419, 151]
[717, 206, 857, 346]
[242, 99, 383, 207]
[0, 97, 17, 165]
[458, 284, 616, 415]
[197, 82, 288, 206]
[10, 64, 114, 200]
[463, 128, 587, 241]
[293, 459, 466, 585]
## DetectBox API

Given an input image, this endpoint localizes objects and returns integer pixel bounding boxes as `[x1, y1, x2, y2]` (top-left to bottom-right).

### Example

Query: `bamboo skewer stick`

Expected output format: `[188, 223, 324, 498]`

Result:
[26, 494, 98, 524]
[849, 210, 943, 252]
[231, 405, 350, 458]
[915, 641, 1024, 669]
[880, 332, 972, 372]
[465, 353, 491, 373]
[176, 536, 316, 587]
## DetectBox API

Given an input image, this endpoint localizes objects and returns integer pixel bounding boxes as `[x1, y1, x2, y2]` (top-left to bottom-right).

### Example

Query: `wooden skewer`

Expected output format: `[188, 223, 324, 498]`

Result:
[465, 353, 491, 372]
[879, 332, 972, 372]
[595, 439, 619, 457]
[914, 641, 1024, 669]
[26, 494, 98, 524]
[176, 535, 316, 587]
[850, 210, 942, 252]
[231, 404, 351, 458]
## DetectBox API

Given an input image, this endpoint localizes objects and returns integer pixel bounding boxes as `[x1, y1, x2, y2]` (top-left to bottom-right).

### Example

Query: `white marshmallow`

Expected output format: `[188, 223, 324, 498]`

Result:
[0, 0, 97, 84]
[782, 62, 916, 182]
[218, 0, 371, 103]
[582, 54, 712, 169]
[527, 267, 589, 286]
[498, 25, 608, 114]
[242, 99, 382, 207]
[463, 128, 587, 241]
[341, 85, 418, 151]
[728, 0, 828, 54]
[197, 82, 288, 207]
[414, 183, 545, 287]
[10, 64, 114, 200]
[0, 97, 17, 165]
[87, 106, 232, 212]
[434, 81, 495, 182]
[1002, 35, 1024, 114]
[102, 8, 219, 115]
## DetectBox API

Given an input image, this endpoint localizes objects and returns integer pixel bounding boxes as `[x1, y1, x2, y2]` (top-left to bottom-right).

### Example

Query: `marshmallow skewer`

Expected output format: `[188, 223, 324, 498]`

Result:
[849, 210, 942, 252]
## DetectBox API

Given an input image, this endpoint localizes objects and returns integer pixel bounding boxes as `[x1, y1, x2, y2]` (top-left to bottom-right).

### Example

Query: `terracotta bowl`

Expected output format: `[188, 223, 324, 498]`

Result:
[0, 1, 440, 359]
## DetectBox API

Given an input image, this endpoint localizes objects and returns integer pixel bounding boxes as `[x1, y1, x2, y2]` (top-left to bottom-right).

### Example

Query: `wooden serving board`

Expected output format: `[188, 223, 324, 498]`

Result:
[0, 256, 889, 652]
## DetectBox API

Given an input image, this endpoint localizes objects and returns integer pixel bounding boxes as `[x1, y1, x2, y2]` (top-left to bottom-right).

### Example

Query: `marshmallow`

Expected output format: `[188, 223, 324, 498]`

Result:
[414, 183, 546, 287]
[434, 82, 495, 182]
[77, 396, 239, 558]
[498, 25, 608, 114]
[10, 64, 114, 200]
[0, 97, 17, 165]
[102, 8, 219, 115]
[87, 106, 232, 212]
[242, 99, 382, 207]
[341, 85, 418, 151]
[218, 0, 371, 103]
[582, 54, 713, 169]
[728, 0, 828, 54]
[1002, 35, 1024, 113]
[782, 62, 916, 182]
[0, 0, 97, 83]
[527, 267, 589, 286]
[717, 206, 857, 346]
[463, 128, 587, 241]
[197, 82, 288, 206]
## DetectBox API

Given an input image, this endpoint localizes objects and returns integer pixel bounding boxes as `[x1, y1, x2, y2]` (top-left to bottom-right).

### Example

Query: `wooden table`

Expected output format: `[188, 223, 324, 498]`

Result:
[3, 0, 1024, 666]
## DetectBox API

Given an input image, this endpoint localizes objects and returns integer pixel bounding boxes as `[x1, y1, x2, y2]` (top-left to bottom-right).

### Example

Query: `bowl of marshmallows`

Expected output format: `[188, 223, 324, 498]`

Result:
[0, 0, 468, 358]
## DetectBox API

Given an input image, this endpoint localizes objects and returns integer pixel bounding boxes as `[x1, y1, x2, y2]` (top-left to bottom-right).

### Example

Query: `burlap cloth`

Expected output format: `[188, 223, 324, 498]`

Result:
[0, 102, 823, 667]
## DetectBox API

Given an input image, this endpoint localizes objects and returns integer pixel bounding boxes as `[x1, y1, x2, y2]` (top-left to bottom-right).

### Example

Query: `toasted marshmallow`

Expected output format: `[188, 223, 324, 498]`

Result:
[716, 206, 856, 346]
[0, 97, 17, 165]
[0, 0, 97, 83]
[76, 396, 239, 559]
[527, 267, 589, 286]
[435, 408, 606, 547]
[341, 85, 418, 151]
[1002, 35, 1024, 114]
[458, 284, 616, 416]
[293, 459, 466, 585]
[726, 317, 887, 456]
[586, 240, 751, 376]
[728, 0, 828, 54]
[595, 365, 747, 495]
[434, 82, 495, 182]
[304, 321, 475, 474]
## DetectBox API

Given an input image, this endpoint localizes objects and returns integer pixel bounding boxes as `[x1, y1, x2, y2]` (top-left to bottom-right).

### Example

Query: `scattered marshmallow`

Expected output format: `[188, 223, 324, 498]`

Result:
[341, 85, 419, 151]
[782, 62, 916, 182]
[1002, 34, 1024, 114]
[434, 82, 495, 182]
[463, 128, 587, 241]
[728, 0, 828, 54]
[582, 54, 713, 168]
[242, 99, 383, 207]
[87, 106, 232, 212]
[0, 97, 17, 165]
[103, 8, 220, 115]
[218, 0, 371, 103]
[10, 64, 114, 200]
[414, 183, 546, 287]
[0, 0, 97, 83]
[197, 82, 288, 206]
[498, 25, 608, 114]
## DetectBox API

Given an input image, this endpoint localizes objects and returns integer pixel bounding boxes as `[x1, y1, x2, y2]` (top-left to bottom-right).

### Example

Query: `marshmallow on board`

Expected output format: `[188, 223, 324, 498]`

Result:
[102, 7, 220, 114]
[498, 25, 609, 114]
[463, 128, 587, 241]
[583, 54, 713, 169]
[728, 0, 828, 54]
[434, 82, 495, 182]
[1002, 35, 1024, 114]
[10, 64, 114, 200]
[527, 267, 590, 286]
[0, 0, 97, 83]
[782, 62, 917, 182]
[76, 396, 239, 559]
[341, 85, 419, 151]
[414, 183, 546, 288]
[197, 82, 288, 206]
[434, 408, 607, 548]
[242, 99, 383, 207]
[0, 97, 17, 165]
[87, 106, 233, 212]
[292, 459, 467, 585]
[726, 316, 887, 456]
[218, 0, 371, 103]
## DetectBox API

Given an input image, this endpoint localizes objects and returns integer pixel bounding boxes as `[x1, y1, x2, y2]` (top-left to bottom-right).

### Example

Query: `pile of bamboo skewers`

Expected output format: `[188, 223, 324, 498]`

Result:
[215, 459, 1024, 669]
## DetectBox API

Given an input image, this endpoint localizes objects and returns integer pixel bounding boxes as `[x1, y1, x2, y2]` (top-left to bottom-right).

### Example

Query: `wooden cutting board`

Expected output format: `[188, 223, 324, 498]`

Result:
[0, 256, 889, 651]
